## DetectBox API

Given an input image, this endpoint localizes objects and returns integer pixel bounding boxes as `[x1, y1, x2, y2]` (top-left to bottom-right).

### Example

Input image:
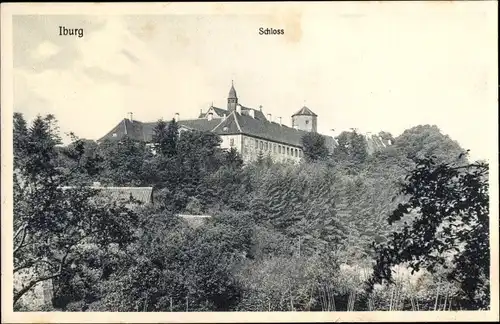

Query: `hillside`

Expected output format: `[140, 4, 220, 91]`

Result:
[13, 113, 489, 312]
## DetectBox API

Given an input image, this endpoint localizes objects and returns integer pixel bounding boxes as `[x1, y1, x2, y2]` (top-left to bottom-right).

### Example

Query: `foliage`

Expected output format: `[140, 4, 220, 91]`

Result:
[369, 154, 490, 310]
[152, 118, 178, 158]
[301, 132, 329, 162]
[13, 114, 139, 306]
[12, 112, 490, 311]
[96, 137, 152, 186]
[333, 130, 368, 165]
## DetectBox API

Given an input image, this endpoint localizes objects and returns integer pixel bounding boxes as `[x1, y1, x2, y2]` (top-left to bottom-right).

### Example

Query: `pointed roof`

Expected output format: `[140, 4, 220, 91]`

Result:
[292, 106, 317, 117]
[228, 81, 237, 99]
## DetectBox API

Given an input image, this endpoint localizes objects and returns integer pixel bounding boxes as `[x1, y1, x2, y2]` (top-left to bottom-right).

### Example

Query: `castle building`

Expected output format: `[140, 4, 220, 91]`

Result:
[98, 83, 337, 163]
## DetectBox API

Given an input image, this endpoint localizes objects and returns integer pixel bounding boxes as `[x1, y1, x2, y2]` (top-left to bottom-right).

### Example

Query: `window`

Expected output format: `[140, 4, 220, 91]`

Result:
[295, 149, 298, 157]
[306, 120, 309, 125]
[260, 141, 263, 150]
[299, 150, 302, 158]
[287, 147, 290, 155]
[112, 133, 117, 137]
[223, 126, 229, 132]
[265, 142, 268, 151]
[230, 138, 234, 147]
[273, 144, 276, 153]
[254, 139, 258, 148]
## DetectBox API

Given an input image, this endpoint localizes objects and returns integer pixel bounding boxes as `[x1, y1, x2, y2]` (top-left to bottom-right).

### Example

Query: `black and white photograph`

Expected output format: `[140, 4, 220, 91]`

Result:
[1, 2, 498, 323]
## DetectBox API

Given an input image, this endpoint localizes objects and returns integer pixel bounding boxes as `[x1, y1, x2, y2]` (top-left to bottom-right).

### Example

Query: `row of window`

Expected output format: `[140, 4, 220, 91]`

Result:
[248, 138, 302, 158]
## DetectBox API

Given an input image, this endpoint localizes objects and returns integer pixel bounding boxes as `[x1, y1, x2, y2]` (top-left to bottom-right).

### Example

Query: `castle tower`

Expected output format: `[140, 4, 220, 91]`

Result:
[227, 81, 238, 112]
[291, 106, 318, 132]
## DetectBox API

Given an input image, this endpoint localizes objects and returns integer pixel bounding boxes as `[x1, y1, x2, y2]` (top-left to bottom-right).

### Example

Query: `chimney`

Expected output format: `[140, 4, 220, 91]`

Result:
[127, 112, 133, 122]
[259, 105, 263, 111]
[174, 113, 179, 122]
[267, 113, 272, 121]
[223, 113, 227, 120]
[236, 104, 242, 114]
[249, 110, 255, 118]
[208, 112, 213, 121]
[278, 117, 282, 126]
[200, 108, 203, 115]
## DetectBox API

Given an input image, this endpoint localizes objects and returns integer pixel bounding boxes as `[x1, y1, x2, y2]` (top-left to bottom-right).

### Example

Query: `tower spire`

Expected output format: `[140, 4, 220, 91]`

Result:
[227, 80, 238, 111]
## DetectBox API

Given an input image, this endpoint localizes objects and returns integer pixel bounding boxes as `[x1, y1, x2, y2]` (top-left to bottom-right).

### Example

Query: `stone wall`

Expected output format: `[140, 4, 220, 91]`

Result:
[13, 268, 53, 311]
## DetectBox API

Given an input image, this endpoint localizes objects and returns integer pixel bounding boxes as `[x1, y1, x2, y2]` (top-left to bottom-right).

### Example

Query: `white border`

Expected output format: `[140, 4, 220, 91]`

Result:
[1, 2, 498, 322]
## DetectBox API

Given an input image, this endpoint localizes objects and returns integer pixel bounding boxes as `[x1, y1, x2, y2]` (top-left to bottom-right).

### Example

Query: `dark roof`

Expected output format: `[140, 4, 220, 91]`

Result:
[292, 106, 317, 117]
[98, 119, 147, 143]
[60, 186, 154, 205]
[228, 84, 237, 99]
[212, 107, 228, 116]
[199, 106, 229, 118]
[98, 111, 336, 151]
[177, 118, 224, 132]
[239, 105, 267, 121]
[212, 111, 334, 149]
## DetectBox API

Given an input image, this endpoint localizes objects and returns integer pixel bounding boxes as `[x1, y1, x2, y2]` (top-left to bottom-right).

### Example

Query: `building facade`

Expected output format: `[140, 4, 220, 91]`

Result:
[98, 83, 337, 163]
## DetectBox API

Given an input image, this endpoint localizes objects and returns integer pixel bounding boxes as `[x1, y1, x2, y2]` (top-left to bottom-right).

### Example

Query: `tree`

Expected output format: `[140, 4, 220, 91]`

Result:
[152, 118, 179, 157]
[333, 130, 368, 164]
[96, 137, 151, 186]
[13, 113, 139, 307]
[56, 136, 103, 185]
[392, 125, 466, 165]
[368, 153, 490, 310]
[301, 132, 329, 162]
[224, 147, 243, 170]
[88, 211, 246, 312]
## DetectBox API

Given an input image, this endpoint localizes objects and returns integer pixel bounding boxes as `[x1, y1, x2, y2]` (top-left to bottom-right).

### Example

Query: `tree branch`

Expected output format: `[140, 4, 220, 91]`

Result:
[13, 224, 28, 255]
[13, 247, 71, 306]
[13, 272, 61, 306]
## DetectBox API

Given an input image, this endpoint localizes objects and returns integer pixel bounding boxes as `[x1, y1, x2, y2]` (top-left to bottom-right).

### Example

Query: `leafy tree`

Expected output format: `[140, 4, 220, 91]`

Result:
[13, 113, 139, 307]
[152, 118, 178, 158]
[96, 137, 151, 186]
[56, 136, 103, 185]
[368, 154, 490, 310]
[333, 130, 368, 164]
[88, 211, 246, 312]
[392, 125, 466, 164]
[301, 132, 329, 162]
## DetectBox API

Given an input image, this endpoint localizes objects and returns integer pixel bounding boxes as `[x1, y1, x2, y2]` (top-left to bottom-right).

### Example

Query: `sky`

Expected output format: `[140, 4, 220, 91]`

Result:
[11, 2, 498, 161]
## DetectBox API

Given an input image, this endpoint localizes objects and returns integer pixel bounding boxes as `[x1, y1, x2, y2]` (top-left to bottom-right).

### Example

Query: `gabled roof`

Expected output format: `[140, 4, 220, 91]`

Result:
[98, 111, 336, 151]
[239, 105, 267, 121]
[199, 106, 229, 118]
[212, 111, 334, 149]
[98, 118, 147, 143]
[177, 118, 225, 132]
[292, 106, 317, 117]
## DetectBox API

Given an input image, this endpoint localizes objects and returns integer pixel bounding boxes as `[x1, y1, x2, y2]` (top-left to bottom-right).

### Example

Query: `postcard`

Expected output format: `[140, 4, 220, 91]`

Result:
[1, 1, 498, 323]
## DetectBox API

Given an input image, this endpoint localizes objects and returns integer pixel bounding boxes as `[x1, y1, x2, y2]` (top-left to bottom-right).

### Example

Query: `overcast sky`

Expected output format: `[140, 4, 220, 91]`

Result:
[11, 2, 497, 161]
